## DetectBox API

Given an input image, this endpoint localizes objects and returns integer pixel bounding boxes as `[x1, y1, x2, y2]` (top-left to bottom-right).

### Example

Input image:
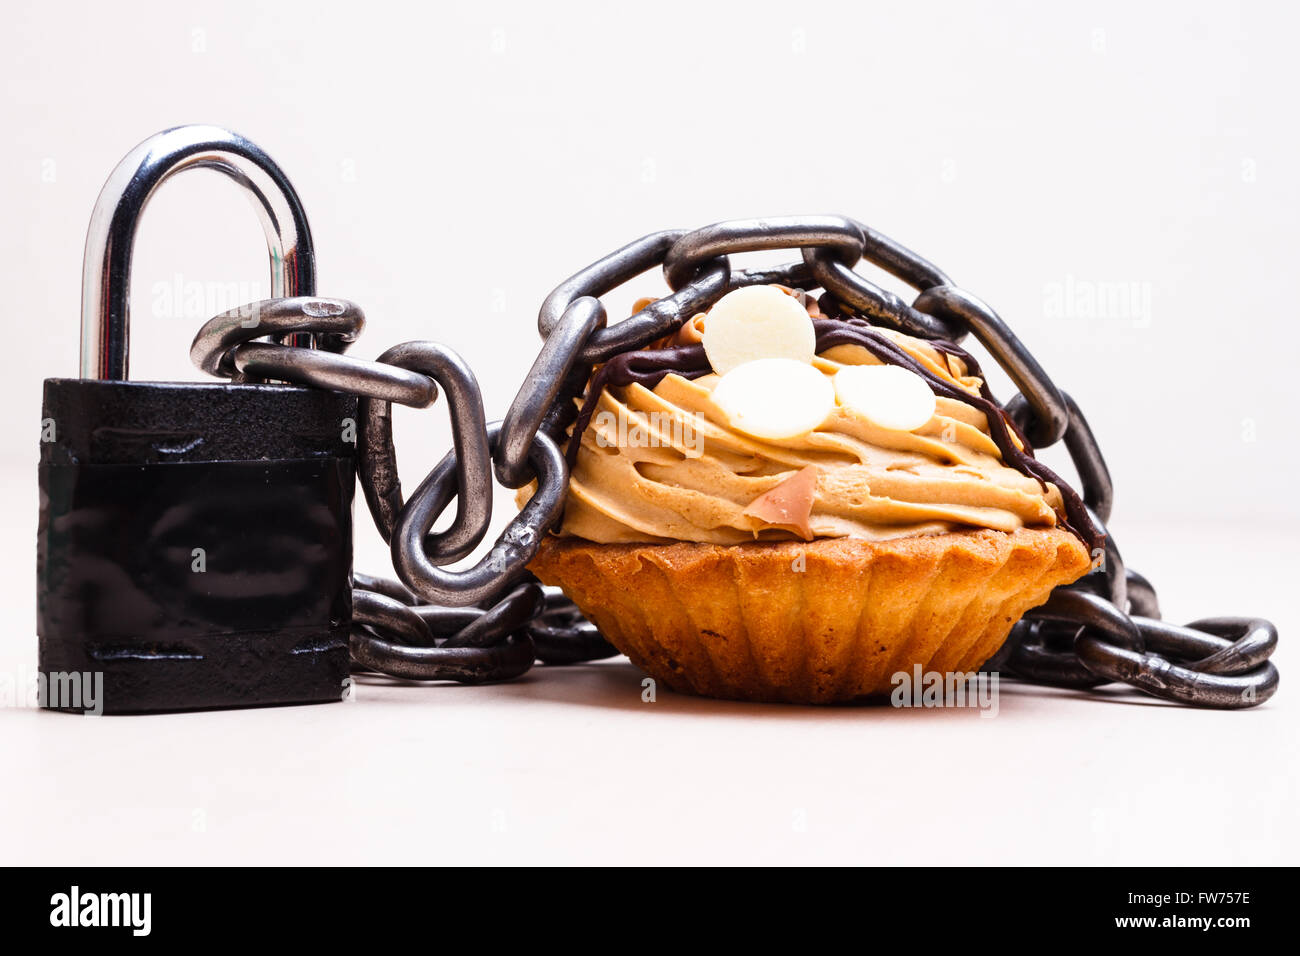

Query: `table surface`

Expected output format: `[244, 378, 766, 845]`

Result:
[3, 462, 1294, 866]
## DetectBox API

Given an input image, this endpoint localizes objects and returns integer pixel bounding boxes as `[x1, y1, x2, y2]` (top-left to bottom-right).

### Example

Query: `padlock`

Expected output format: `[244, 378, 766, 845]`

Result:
[37, 126, 356, 714]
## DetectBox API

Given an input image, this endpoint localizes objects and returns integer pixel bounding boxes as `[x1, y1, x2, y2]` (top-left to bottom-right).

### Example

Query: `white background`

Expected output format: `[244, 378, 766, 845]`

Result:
[0, 0, 1295, 864]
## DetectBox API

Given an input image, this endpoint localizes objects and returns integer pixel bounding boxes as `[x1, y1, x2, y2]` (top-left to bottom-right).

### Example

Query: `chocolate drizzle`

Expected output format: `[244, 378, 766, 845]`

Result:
[567, 343, 712, 467]
[565, 316, 1102, 551]
[811, 319, 1099, 549]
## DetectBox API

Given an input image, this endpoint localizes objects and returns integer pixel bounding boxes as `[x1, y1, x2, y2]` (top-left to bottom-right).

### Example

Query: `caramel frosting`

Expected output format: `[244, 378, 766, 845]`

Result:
[531, 290, 1095, 548]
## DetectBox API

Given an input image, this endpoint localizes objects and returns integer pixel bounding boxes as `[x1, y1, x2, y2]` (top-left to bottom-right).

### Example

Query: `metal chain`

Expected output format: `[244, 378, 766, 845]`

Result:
[193, 298, 613, 683]
[190, 216, 1279, 708]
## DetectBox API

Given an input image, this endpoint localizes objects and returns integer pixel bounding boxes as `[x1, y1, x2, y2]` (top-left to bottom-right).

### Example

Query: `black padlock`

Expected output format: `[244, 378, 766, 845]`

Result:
[37, 127, 356, 714]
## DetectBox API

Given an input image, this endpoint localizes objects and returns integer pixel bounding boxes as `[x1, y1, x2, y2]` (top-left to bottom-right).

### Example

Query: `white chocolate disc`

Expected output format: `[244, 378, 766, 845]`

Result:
[832, 364, 936, 432]
[701, 286, 816, 375]
[711, 358, 834, 441]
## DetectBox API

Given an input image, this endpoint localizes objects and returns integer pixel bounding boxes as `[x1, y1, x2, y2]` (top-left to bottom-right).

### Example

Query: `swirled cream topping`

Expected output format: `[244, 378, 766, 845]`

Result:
[539, 289, 1071, 546]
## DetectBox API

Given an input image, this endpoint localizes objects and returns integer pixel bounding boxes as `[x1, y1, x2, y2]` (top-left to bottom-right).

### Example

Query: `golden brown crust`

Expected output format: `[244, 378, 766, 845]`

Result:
[529, 528, 1092, 703]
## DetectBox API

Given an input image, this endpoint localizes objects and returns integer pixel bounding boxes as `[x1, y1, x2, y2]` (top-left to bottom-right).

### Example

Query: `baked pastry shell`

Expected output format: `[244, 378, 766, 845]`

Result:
[530, 527, 1092, 704]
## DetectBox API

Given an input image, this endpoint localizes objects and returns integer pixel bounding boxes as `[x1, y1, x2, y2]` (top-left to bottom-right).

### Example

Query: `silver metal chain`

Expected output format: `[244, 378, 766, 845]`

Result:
[191, 215, 1279, 708]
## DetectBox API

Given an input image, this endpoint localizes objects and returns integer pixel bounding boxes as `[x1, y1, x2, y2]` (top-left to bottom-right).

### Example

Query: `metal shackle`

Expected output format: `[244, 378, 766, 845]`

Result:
[80, 125, 317, 380]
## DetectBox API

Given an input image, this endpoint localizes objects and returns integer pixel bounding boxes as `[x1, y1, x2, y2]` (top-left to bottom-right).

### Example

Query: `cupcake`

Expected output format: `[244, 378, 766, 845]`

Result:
[525, 285, 1097, 703]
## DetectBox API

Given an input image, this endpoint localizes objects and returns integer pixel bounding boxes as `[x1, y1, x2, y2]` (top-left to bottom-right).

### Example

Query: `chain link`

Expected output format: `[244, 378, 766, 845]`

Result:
[497, 296, 605, 488]
[356, 341, 493, 563]
[538, 229, 731, 363]
[391, 421, 567, 607]
[190, 215, 1280, 707]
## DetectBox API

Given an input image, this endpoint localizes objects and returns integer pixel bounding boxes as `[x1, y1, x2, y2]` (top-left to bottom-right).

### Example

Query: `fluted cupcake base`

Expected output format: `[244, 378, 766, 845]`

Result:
[529, 528, 1092, 704]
